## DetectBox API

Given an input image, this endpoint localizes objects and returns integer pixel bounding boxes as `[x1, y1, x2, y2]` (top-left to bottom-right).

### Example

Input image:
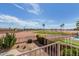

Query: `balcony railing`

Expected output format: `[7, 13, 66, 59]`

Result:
[18, 42, 79, 56]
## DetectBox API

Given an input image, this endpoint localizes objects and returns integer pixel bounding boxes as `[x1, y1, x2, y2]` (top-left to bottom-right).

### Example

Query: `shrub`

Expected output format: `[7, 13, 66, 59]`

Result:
[36, 35, 48, 45]
[0, 33, 16, 49]
[36, 35, 39, 38]
[62, 47, 79, 56]
[27, 39, 32, 43]
[0, 38, 3, 49]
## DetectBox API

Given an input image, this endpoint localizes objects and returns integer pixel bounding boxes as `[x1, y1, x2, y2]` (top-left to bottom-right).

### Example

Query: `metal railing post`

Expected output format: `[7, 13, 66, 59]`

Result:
[76, 48, 78, 56]
[49, 46, 51, 56]
[57, 43, 60, 56]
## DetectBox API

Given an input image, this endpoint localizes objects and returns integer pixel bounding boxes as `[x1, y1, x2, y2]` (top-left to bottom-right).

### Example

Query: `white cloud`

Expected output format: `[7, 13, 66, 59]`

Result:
[27, 3, 41, 15]
[13, 4, 25, 10]
[0, 14, 40, 28]
[65, 23, 76, 29]
[13, 3, 41, 15]
[0, 14, 56, 29]
[0, 15, 23, 24]
[0, 14, 75, 29]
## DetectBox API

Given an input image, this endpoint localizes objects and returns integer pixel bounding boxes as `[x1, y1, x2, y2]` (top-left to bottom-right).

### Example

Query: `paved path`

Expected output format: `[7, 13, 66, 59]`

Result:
[45, 35, 75, 40]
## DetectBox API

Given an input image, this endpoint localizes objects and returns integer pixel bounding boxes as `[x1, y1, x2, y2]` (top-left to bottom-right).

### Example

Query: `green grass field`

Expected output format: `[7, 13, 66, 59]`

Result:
[34, 30, 79, 46]
[61, 39, 79, 46]
[34, 30, 70, 35]
[50, 38, 79, 46]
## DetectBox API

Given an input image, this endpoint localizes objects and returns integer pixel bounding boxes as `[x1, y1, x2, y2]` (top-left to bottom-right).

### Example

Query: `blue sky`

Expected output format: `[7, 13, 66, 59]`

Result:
[0, 3, 79, 29]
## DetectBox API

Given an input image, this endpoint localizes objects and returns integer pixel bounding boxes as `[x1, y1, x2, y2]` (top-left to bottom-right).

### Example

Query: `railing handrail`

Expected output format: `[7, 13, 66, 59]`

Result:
[17, 42, 59, 56]
[17, 42, 79, 56]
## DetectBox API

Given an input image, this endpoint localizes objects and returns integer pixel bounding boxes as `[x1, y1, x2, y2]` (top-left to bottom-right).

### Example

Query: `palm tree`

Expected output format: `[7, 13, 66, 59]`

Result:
[60, 23, 65, 33]
[42, 24, 46, 44]
[42, 24, 45, 30]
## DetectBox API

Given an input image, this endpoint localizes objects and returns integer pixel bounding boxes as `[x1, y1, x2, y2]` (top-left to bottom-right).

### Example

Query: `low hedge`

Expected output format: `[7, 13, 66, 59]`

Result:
[36, 35, 48, 45]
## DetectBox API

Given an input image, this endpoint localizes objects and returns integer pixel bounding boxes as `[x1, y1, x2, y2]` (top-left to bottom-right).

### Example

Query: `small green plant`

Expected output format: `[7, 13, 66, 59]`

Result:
[0, 38, 3, 49]
[0, 33, 16, 49]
